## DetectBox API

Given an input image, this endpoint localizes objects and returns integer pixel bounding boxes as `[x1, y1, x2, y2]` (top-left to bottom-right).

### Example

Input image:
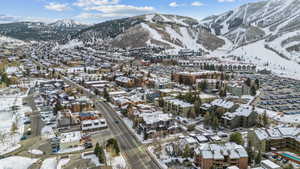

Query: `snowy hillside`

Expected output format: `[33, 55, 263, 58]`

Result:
[72, 13, 225, 51]
[202, 0, 300, 78]
[203, 0, 300, 59]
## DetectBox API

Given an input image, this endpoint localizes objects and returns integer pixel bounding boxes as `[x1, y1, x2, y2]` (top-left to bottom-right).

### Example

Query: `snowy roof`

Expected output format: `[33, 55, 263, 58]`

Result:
[211, 99, 234, 109]
[254, 127, 300, 140]
[60, 131, 81, 143]
[166, 99, 193, 108]
[261, 160, 280, 169]
[115, 76, 132, 83]
[198, 142, 247, 160]
[140, 111, 172, 124]
[202, 151, 213, 159]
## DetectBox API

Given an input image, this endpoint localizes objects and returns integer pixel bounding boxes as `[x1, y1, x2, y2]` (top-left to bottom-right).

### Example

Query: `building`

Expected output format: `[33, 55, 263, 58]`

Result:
[115, 76, 134, 88]
[178, 60, 256, 73]
[260, 160, 281, 169]
[172, 71, 222, 85]
[163, 98, 195, 117]
[81, 119, 107, 132]
[59, 131, 82, 150]
[248, 127, 300, 153]
[136, 111, 178, 139]
[221, 105, 257, 129]
[194, 142, 248, 169]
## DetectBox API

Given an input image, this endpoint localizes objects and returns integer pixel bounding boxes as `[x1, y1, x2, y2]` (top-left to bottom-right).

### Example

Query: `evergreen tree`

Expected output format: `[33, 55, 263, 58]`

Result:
[263, 111, 269, 127]
[255, 79, 260, 88]
[245, 78, 251, 87]
[255, 151, 262, 165]
[194, 98, 202, 115]
[94, 142, 100, 155]
[284, 164, 294, 169]
[103, 87, 110, 101]
[229, 132, 244, 145]
[250, 86, 257, 96]
[183, 144, 191, 158]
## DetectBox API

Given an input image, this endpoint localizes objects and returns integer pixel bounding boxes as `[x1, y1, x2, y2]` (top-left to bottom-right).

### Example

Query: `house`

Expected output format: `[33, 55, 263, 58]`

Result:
[194, 142, 248, 169]
[221, 105, 257, 129]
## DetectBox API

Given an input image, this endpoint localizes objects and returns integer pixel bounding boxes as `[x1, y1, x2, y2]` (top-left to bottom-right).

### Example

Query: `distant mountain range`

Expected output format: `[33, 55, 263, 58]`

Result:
[71, 14, 224, 51]
[0, 19, 87, 41]
[0, 0, 299, 60]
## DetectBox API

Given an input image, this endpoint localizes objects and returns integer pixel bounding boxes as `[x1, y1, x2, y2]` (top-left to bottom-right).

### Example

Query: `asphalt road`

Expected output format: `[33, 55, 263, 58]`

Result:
[27, 88, 43, 137]
[96, 102, 162, 169]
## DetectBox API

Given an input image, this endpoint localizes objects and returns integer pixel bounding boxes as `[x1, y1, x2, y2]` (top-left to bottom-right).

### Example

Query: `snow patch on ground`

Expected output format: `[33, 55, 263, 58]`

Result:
[41, 157, 58, 169]
[0, 91, 32, 155]
[0, 156, 38, 169]
[82, 153, 102, 167]
[28, 149, 43, 155]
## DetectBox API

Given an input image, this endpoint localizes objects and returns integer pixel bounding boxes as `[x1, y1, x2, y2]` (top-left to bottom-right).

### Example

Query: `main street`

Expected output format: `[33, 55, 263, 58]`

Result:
[31, 58, 162, 169]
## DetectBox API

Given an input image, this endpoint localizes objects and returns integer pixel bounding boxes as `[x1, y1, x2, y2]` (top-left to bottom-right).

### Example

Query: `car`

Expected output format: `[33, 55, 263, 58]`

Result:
[115, 120, 119, 124]
[20, 136, 27, 140]
[84, 142, 93, 149]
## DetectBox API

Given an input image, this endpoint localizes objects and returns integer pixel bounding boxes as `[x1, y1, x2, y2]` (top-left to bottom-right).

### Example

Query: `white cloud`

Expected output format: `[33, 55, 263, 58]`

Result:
[77, 4, 155, 20]
[85, 5, 154, 13]
[191, 1, 204, 7]
[218, 0, 235, 2]
[73, 0, 119, 7]
[169, 2, 179, 7]
[45, 2, 71, 11]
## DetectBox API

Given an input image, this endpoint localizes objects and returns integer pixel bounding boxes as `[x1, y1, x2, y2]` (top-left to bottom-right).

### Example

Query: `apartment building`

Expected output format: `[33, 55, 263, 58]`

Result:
[248, 127, 300, 153]
[163, 98, 195, 117]
[194, 142, 248, 169]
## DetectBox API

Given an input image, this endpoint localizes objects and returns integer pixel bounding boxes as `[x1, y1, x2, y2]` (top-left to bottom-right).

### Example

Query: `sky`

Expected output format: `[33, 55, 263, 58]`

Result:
[0, 0, 263, 24]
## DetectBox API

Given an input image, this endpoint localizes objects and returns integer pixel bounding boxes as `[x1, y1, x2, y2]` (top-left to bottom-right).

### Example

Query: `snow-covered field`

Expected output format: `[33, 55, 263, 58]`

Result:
[0, 89, 31, 155]
[0, 156, 38, 169]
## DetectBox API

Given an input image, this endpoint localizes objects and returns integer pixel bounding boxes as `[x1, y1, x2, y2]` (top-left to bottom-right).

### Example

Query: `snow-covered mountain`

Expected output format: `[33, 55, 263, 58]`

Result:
[72, 13, 225, 51]
[49, 19, 86, 29]
[202, 0, 300, 63]
[0, 20, 88, 42]
[203, 0, 300, 79]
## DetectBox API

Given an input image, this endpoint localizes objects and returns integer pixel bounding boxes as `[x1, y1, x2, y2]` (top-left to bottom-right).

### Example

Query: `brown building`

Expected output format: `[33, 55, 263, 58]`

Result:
[194, 142, 248, 169]
[172, 71, 222, 85]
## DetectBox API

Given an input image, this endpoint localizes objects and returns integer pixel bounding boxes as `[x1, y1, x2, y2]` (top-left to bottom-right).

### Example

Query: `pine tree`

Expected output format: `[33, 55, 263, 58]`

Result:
[255, 151, 262, 165]
[229, 132, 244, 145]
[263, 111, 269, 127]
[183, 144, 191, 158]
[250, 86, 257, 96]
[94, 142, 100, 155]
